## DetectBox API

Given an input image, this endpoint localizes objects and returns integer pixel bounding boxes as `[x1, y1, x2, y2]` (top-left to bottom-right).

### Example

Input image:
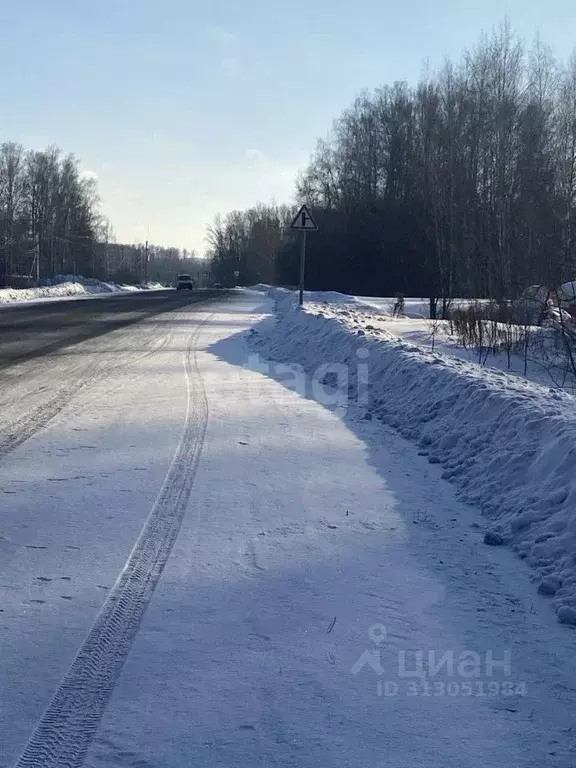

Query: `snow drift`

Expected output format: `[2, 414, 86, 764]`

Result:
[0, 276, 164, 305]
[252, 284, 357, 305]
[251, 287, 576, 626]
[0, 280, 109, 304]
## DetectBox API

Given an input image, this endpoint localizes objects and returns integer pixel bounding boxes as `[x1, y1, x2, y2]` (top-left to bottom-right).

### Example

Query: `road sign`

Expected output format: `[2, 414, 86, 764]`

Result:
[291, 205, 319, 305]
[291, 204, 318, 231]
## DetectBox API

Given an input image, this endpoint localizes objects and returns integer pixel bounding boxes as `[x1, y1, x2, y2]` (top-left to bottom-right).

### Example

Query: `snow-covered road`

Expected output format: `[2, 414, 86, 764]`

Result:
[2, 292, 576, 767]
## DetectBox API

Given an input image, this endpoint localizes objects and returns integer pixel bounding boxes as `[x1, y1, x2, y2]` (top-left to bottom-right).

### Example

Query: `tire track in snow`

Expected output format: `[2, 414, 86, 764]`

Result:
[0, 359, 98, 461]
[64, 325, 173, 419]
[0, 317, 170, 462]
[13, 316, 211, 768]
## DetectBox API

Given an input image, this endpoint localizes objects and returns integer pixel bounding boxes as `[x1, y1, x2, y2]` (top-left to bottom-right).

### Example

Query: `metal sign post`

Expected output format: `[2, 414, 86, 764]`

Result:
[298, 230, 307, 306]
[290, 204, 318, 306]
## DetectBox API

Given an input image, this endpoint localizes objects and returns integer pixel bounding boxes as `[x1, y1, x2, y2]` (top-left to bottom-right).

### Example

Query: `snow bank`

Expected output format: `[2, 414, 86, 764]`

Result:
[251, 284, 355, 304]
[0, 281, 111, 305]
[251, 286, 576, 625]
[0, 277, 164, 306]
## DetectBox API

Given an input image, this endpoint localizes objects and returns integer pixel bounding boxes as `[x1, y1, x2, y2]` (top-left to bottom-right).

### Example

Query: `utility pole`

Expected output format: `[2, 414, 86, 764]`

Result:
[144, 224, 150, 285]
[35, 233, 40, 285]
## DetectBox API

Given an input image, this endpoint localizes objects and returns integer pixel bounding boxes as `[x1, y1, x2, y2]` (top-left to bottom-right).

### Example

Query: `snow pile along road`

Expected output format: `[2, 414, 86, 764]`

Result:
[0, 277, 165, 305]
[252, 284, 358, 306]
[251, 287, 576, 626]
[0, 280, 111, 304]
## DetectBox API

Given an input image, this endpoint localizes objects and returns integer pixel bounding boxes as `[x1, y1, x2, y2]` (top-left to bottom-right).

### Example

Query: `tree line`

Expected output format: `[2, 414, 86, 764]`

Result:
[208, 22, 576, 301]
[207, 204, 295, 287]
[0, 143, 102, 286]
[93, 240, 205, 287]
[0, 141, 202, 288]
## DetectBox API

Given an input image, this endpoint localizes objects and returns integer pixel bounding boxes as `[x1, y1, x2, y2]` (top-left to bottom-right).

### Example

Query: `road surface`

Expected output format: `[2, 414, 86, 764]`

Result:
[0, 288, 225, 369]
[1, 290, 576, 768]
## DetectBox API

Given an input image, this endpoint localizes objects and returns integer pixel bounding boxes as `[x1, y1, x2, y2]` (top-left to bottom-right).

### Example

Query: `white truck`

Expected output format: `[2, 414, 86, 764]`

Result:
[175, 274, 195, 291]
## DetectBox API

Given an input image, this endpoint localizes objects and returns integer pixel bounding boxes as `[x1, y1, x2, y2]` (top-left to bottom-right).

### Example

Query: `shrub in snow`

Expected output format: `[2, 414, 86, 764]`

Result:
[513, 286, 551, 326]
[251, 286, 576, 625]
[514, 284, 576, 328]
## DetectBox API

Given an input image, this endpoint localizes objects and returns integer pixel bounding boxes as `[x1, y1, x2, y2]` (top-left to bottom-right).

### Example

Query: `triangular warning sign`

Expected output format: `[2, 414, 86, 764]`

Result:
[290, 204, 318, 231]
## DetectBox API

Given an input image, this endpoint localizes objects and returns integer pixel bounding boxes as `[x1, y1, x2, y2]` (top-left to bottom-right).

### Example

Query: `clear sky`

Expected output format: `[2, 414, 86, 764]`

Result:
[1, 0, 576, 254]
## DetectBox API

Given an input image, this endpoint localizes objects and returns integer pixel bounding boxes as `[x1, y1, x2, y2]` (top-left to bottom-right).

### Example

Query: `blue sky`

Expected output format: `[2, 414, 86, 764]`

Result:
[1, 0, 576, 254]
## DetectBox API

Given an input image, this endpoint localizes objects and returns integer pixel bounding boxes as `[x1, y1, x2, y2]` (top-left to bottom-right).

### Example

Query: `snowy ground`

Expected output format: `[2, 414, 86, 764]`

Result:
[2, 291, 576, 766]
[251, 288, 576, 625]
[352, 296, 576, 392]
[0, 278, 165, 307]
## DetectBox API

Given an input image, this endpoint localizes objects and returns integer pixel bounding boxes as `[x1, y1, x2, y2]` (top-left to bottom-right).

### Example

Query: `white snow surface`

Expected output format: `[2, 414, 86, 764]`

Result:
[252, 285, 473, 318]
[355, 294, 484, 318]
[352, 302, 576, 393]
[0, 277, 165, 306]
[251, 286, 576, 627]
[3, 291, 576, 767]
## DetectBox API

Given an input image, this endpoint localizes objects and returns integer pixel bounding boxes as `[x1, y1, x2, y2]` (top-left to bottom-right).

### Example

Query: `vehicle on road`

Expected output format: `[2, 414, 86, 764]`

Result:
[176, 274, 195, 290]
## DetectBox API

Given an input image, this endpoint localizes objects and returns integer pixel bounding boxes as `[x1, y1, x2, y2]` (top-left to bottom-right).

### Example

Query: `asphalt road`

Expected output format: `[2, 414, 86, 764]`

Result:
[0, 289, 228, 369]
[0, 290, 232, 765]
